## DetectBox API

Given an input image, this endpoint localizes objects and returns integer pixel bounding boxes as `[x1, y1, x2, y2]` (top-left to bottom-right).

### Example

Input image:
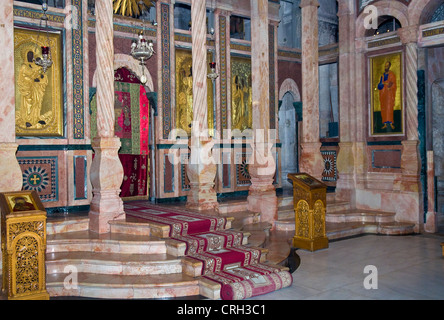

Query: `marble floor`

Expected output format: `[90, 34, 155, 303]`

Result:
[249, 234, 444, 300]
[1, 233, 443, 301]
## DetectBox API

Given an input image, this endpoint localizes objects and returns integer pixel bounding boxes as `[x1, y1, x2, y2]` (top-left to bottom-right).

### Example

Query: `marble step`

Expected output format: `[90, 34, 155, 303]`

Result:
[47, 231, 167, 255]
[47, 216, 89, 235]
[326, 221, 416, 240]
[218, 199, 249, 214]
[165, 231, 251, 257]
[276, 208, 394, 229]
[121, 216, 235, 238]
[275, 220, 416, 240]
[198, 263, 290, 300]
[278, 195, 294, 208]
[46, 252, 183, 276]
[325, 209, 396, 223]
[182, 246, 269, 278]
[46, 272, 200, 299]
[229, 211, 261, 230]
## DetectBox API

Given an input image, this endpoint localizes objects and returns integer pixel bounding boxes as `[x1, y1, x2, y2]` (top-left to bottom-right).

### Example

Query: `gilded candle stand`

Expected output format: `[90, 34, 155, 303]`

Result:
[288, 173, 329, 252]
[0, 190, 49, 300]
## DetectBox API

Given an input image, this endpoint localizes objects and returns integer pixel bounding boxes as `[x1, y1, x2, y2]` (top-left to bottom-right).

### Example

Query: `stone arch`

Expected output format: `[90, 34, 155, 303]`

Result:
[355, 0, 409, 38]
[92, 53, 154, 91]
[409, 0, 444, 26]
[278, 78, 301, 104]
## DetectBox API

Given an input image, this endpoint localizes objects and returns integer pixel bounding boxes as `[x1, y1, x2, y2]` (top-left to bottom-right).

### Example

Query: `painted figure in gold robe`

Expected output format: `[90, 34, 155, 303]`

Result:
[177, 66, 193, 134]
[16, 48, 49, 129]
[232, 75, 252, 131]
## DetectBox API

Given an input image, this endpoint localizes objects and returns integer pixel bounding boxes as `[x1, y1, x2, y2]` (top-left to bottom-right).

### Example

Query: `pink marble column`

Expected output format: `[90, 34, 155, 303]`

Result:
[247, 0, 278, 227]
[299, 0, 324, 180]
[89, 0, 125, 233]
[0, 0, 23, 193]
[186, 0, 219, 212]
[335, 1, 358, 203]
[398, 26, 421, 194]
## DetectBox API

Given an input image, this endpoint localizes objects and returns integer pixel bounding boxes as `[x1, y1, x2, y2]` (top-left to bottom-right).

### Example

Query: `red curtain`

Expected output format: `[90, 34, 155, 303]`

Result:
[113, 68, 151, 198]
[119, 154, 149, 198]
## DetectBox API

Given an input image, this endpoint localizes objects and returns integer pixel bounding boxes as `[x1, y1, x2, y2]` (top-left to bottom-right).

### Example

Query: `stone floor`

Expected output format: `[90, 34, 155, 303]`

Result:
[248, 233, 444, 300]
[1, 195, 443, 301]
[1, 233, 443, 301]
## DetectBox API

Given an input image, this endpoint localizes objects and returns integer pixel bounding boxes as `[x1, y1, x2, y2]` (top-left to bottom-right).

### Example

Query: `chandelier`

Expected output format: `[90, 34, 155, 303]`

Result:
[129, 0, 155, 84]
[207, 61, 219, 81]
[34, 1, 53, 73]
[131, 30, 154, 84]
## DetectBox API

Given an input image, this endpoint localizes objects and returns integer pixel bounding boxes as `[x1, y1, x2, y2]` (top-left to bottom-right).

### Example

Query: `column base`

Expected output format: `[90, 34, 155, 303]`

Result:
[299, 142, 324, 180]
[185, 138, 219, 212]
[247, 166, 277, 228]
[89, 137, 125, 234]
[89, 190, 125, 234]
[186, 182, 219, 212]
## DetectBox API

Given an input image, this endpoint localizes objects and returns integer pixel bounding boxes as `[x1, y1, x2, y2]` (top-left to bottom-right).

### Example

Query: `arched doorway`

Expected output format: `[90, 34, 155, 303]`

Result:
[278, 79, 301, 188]
[91, 59, 156, 201]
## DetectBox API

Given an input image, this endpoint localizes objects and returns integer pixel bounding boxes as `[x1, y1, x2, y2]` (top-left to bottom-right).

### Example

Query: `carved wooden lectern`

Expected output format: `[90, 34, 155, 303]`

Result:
[288, 173, 329, 252]
[0, 190, 49, 300]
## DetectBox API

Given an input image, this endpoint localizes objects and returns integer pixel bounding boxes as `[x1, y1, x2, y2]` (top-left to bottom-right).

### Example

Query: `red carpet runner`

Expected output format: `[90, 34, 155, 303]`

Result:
[125, 201, 292, 300]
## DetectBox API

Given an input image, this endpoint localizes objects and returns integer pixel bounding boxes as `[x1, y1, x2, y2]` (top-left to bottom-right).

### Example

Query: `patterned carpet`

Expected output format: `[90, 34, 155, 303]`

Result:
[125, 201, 292, 300]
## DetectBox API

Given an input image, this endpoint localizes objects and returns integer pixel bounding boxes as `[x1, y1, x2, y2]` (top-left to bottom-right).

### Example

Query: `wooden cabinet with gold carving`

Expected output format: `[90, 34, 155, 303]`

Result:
[0, 191, 49, 300]
[288, 173, 329, 252]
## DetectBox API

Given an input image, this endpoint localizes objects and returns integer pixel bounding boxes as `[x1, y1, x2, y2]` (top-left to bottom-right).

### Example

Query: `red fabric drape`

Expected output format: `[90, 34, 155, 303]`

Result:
[139, 85, 150, 156]
[119, 154, 149, 197]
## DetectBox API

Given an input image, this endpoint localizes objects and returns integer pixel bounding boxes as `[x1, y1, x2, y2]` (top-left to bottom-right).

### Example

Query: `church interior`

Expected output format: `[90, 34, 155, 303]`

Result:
[1, 0, 444, 301]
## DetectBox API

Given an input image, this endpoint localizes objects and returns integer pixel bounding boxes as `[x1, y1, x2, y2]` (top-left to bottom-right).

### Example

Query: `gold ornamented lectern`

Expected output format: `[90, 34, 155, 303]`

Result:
[288, 173, 329, 252]
[0, 190, 49, 300]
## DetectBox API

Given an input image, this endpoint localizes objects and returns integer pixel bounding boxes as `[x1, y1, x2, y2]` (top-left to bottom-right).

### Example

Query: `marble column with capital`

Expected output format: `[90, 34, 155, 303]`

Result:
[88, 0, 125, 233]
[0, 0, 23, 194]
[397, 26, 422, 193]
[298, 0, 324, 180]
[185, 0, 219, 212]
[246, 0, 278, 227]
[396, 25, 423, 229]
[335, 0, 358, 203]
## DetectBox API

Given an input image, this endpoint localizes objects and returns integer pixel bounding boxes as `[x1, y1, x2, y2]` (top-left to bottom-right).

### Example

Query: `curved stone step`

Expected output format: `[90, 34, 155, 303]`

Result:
[182, 246, 269, 277]
[47, 231, 167, 255]
[377, 222, 416, 235]
[46, 272, 200, 299]
[47, 216, 89, 235]
[46, 252, 183, 276]
[165, 231, 251, 257]
[275, 219, 415, 239]
[326, 209, 396, 223]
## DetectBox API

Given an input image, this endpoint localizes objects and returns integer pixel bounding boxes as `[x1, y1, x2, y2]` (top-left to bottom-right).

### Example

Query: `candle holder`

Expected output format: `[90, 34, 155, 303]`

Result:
[33, 2, 53, 73]
[34, 46, 53, 73]
[207, 61, 219, 81]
